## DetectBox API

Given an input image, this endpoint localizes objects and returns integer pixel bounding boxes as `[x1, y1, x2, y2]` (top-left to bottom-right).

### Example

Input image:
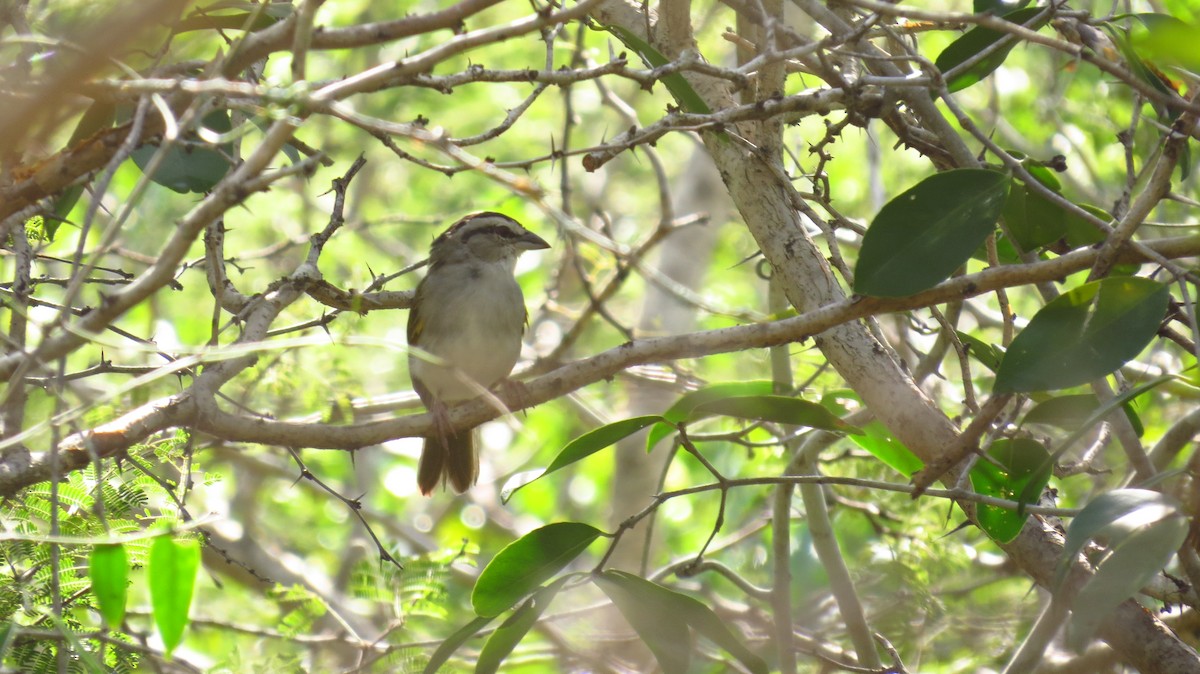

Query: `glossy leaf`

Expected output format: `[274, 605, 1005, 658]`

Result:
[646, 381, 775, 452]
[472, 523, 601, 617]
[855, 169, 1010, 297]
[848, 422, 924, 477]
[148, 536, 200, 657]
[969, 438, 1051, 543]
[993, 277, 1169, 393]
[1066, 515, 1188, 651]
[476, 577, 568, 674]
[131, 109, 235, 194]
[596, 571, 767, 674]
[422, 615, 493, 674]
[690, 396, 862, 434]
[89, 543, 128, 628]
[504, 416, 663, 502]
[936, 7, 1048, 92]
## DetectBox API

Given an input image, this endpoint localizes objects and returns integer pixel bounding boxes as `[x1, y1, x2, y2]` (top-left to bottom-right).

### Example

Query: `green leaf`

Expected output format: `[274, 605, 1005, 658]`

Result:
[1055, 489, 1180, 590]
[855, 169, 1011, 297]
[936, 7, 1048, 92]
[598, 25, 710, 114]
[974, 0, 1030, 11]
[1022, 394, 1143, 437]
[1002, 183, 1068, 251]
[472, 523, 601, 617]
[423, 615, 493, 674]
[476, 577, 568, 674]
[646, 381, 775, 452]
[969, 438, 1051, 543]
[956, 331, 1005, 373]
[504, 416, 664, 502]
[596, 571, 767, 674]
[131, 109, 235, 194]
[848, 421, 924, 476]
[1066, 515, 1188, 651]
[993, 277, 1169, 393]
[690, 395, 862, 434]
[89, 543, 128, 628]
[148, 536, 200, 657]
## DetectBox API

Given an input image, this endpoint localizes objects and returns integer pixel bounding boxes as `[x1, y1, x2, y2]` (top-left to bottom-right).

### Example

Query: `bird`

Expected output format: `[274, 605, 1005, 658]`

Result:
[406, 212, 550, 495]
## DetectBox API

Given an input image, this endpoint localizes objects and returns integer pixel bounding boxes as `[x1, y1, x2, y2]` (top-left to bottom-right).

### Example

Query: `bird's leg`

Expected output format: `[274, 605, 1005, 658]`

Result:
[497, 378, 533, 416]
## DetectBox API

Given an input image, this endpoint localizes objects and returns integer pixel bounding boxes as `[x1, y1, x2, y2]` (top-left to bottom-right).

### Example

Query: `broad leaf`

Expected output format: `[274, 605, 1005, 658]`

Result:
[956, 331, 1005, 373]
[646, 381, 775, 452]
[690, 396, 862, 434]
[422, 615, 493, 674]
[504, 416, 664, 502]
[476, 577, 568, 674]
[848, 422, 924, 477]
[994, 277, 1168, 393]
[936, 7, 1048, 92]
[1055, 489, 1181, 590]
[89, 543, 128, 629]
[1022, 394, 1143, 437]
[1066, 515, 1188, 651]
[969, 438, 1051, 543]
[472, 523, 601, 617]
[148, 536, 200, 657]
[596, 571, 767, 674]
[131, 109, 235, 194]
[855, 169, 1010, 297]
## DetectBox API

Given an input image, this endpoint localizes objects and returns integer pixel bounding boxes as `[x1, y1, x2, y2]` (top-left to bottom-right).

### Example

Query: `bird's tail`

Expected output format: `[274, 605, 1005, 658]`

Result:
[418, 430, 478, 495]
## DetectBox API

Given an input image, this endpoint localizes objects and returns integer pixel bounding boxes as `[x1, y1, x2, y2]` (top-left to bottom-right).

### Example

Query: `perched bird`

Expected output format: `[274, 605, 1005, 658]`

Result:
[407, 212, 550, 494]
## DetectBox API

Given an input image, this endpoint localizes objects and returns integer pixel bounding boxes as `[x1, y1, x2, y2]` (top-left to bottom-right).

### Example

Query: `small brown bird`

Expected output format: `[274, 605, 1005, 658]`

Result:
[406, 212, 550, 494]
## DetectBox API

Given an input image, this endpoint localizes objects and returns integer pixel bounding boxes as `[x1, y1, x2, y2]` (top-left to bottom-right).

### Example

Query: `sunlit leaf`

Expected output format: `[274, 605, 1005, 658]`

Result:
[472, 523, 601, 617]
[89, 543, 128, 629]
[993, 277, 1169, 393]
[646, 381, 776, 452]
[1055, 489, 1181, 590]
[855, 169, 1010, 297]
[504, 416, 664, 501]
[148, 536, 200, 657]
[848, 422, 924, 476]
[969, 438, 1051, 543]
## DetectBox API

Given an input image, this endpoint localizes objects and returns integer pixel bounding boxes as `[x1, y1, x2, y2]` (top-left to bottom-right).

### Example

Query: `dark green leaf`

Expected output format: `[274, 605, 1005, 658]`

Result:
[423, 615, 493, 674]
[646, 381, 775, 452]
[131, 109, 235, 193]
[993, 277, 1169, 393]
[1066, 515, 1188, 650]
[472, 523, 601, 617]
[89, 543, 128, 628]
[855, 169, 1010, 297]
[936, 7, 1048, 92]
[1022, 394, 1142, 437]
[476, 577, 568, 674]
[1002, 184, 1068, 251]
[974, 0, 1030, 11]
[969, 438, 1051, 543]
[690, 395, 862, 434]
[848, 422, 924, 476]
[1061, 203, 1111, 249]
[505, 416, 664, 502]
[148, 536, 200, 656]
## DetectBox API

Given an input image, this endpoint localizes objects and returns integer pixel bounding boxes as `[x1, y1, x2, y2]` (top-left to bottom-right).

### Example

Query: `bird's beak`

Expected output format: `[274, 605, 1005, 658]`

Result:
[516, 231, 551, 251]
